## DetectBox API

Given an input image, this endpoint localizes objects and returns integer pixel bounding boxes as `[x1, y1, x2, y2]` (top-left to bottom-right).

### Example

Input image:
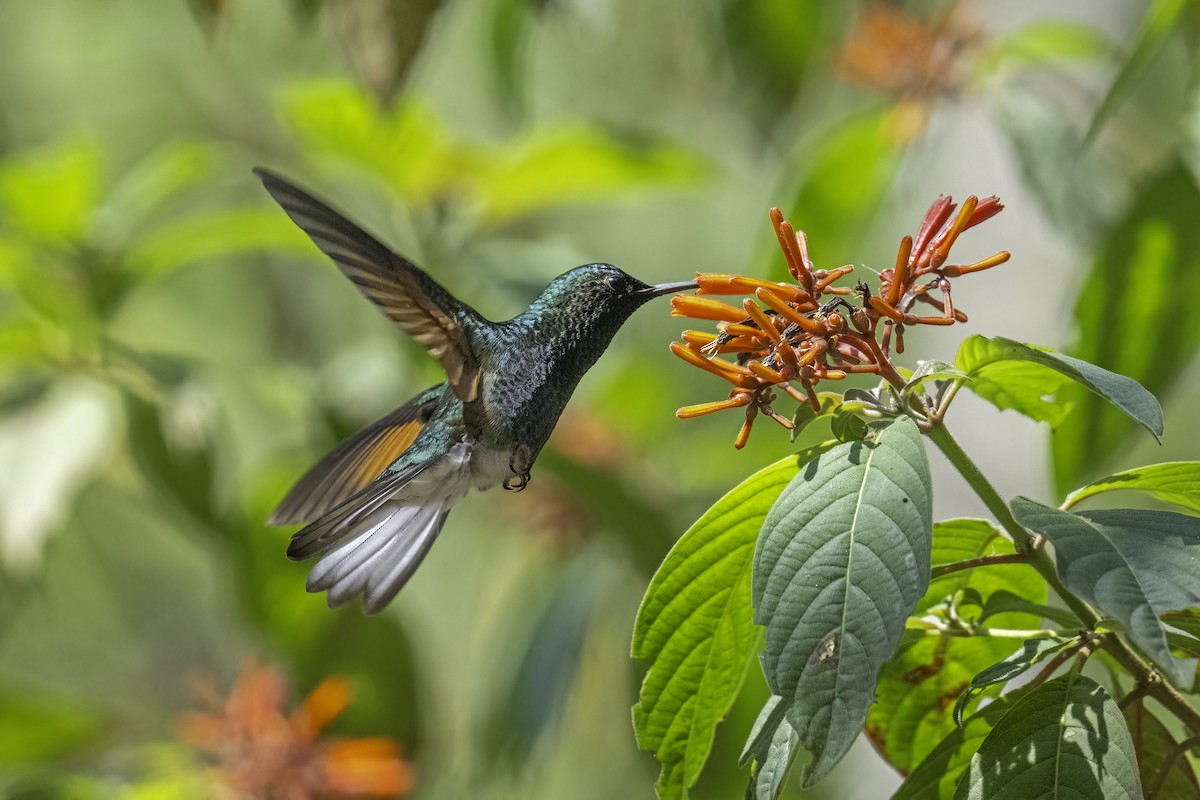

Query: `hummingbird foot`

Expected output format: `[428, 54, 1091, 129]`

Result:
[503, 472, 531, 492]
[504, 445, 534, 491]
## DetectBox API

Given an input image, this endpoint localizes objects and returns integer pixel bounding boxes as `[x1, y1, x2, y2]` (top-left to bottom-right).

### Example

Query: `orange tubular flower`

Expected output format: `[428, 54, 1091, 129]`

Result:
[668, 193, 1008, 447]
[177, 663, 414, 799]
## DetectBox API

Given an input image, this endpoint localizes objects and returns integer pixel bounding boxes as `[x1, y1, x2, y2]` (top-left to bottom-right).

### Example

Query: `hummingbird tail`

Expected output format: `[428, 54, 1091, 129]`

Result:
[286, 440, 474, 614]
[267, 385, 446, 526]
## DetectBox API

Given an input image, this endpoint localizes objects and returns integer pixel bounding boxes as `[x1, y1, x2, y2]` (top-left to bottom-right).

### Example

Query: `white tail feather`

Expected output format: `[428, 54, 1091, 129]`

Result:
[302, 440, 473, 613]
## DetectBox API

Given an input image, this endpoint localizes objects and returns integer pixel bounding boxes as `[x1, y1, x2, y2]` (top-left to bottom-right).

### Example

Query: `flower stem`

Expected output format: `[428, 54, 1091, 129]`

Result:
[923, 420, 1200, 736]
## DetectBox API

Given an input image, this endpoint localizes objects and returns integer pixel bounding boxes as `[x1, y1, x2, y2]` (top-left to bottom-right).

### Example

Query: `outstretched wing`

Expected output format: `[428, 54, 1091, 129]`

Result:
[288, 439, 475, 614]
[268, 385, 447, 526]
[255, 168, 483, 401]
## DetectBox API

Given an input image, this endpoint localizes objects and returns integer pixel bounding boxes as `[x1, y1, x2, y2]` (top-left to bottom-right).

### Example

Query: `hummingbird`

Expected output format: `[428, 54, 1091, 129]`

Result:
[255, 169, 696, 614]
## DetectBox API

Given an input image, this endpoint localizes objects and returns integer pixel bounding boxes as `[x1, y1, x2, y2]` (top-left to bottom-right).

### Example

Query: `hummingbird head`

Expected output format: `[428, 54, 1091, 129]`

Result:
[519, 263, 696, 353]
[553, 262, 697, 309]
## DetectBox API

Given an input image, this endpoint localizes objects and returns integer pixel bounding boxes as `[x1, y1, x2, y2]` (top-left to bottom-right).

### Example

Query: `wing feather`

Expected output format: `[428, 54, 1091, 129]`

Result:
[268, 385, 445, 526]
[255, 168, 482, 401]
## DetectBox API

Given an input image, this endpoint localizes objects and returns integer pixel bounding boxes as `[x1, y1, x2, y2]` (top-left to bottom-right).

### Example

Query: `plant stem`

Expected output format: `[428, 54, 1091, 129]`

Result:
[923, 420, 1200, 736]
[930, 552, 1027, 579]
[903, 622, 1069, 639]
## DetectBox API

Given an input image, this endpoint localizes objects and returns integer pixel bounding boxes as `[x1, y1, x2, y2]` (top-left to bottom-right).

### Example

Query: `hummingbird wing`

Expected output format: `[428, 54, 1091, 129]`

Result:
[254, 168, 484, 402]
[287, 439, 475, 614]
[268, 384, 446, 526]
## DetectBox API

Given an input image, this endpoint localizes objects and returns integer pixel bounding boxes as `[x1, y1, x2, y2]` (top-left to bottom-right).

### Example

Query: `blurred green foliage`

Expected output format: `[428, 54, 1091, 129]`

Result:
[0, 0, 1198, 798]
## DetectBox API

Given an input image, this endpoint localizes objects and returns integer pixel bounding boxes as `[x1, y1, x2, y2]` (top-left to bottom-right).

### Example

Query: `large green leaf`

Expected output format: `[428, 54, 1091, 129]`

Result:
[1011, 497, 1200, 687]
[892, 694, 1020, 800]
[955, 335, 1162, 441]
[1053, 163, 1200, 492]
[866, 519, 1046, 774]
[633, 445, 833, 800]
[753, 417, 932, 786]
[1124, 701, 1200, 799]
[1063, 462, 1200, 513]
[954, 673, 1141, 799]
[951, 635, 1079, 726]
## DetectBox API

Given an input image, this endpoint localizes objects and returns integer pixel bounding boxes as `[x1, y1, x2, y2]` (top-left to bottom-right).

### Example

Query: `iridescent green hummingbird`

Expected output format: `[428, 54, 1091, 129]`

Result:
[256, 169, 695, 614]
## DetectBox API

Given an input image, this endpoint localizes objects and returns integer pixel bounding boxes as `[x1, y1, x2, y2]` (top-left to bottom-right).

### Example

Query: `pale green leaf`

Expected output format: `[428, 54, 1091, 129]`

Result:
[753, 417, 932, 786]
[475, 125, 708, 225]
[1011, 497, 1200, 687]
[0, 140, 101, 242]
[954, 673, 1141, 799]
[1064, 462, 1200, 513]
[956, 335, 1162, 441]
[126, 208, 315, 276]
[980, 20, 1116, 76]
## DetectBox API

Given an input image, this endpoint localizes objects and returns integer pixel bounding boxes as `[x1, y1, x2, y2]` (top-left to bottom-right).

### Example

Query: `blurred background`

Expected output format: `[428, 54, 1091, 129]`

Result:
[1, 0, 1198, 797]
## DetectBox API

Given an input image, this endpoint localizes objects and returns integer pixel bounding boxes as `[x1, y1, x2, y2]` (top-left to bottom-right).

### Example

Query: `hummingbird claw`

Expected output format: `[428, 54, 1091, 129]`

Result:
[503, 472, 531, 492]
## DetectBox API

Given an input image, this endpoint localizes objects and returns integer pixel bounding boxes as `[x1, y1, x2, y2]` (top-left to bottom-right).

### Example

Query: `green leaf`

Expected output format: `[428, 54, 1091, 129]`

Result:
[125, 208, 315, 276]
[1053, 162, 1200, 492]
[1011, 497, 1200, 687]
[1064, 462, 1200, 513]
[474, 125, 708, 225]
[633, 443, 834, 800]
[279, 82, 459, 198]
[954, 673, 1141, 799]
[0, 689, 108, 766]
[952, 636, 1079, 726]
[830, 405, 869, 443]
[902, 360, 968, 398]
[893, 693, 1019, 800]
[0, 140, 101, 242]
[753, 417, 932, 786]
[1124, 700, 1200, 799]
[867, 520, 1047, 774]
[1085, 0, 1191, 142]
[996, 91, 1127, 244]
[100, 141, 216, 239]
[980, 20, 1116, 76]
[955, 335, 1162, 441]
[789, 392, 841, 441]
[976, 590, 1081, 630]
[740, 696, 799, 800]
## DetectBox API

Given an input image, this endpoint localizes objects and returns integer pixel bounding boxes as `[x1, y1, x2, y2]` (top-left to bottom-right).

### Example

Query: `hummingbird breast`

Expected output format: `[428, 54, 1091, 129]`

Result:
[468, 316, 615, 463]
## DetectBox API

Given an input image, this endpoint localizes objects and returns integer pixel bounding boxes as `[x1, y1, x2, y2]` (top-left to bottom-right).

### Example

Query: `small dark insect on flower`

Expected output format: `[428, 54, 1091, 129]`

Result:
[668, 196, 1009, 448]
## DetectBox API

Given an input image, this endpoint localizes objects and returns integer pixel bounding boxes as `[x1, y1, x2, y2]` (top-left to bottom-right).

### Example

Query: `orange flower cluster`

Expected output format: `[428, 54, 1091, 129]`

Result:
[177, 663, 414, 799]
[669, 196, 1008, 448]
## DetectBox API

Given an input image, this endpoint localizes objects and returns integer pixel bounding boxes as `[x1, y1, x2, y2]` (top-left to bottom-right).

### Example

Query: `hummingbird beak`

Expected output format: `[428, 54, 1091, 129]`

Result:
[638, 280, 699, 298]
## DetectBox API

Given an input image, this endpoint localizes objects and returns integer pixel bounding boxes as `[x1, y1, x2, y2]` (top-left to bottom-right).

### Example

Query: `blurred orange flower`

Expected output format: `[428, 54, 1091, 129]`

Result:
[177, 663, 413, 799]
[838, 1, 982, 141]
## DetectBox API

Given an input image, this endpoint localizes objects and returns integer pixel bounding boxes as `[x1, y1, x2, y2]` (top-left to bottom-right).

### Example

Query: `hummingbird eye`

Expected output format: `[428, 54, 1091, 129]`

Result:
[604, 273, 632, 294]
